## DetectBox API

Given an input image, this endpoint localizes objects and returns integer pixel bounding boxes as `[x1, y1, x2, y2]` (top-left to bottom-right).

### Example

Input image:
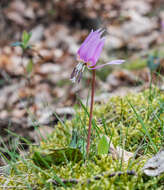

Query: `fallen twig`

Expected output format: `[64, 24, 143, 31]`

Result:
[48, 170, 136, 186]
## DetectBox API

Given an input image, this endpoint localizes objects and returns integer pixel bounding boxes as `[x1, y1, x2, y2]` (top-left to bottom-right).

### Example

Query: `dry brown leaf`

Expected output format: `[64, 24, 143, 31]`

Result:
[102, 135, 134, 162]
[109, 143, 134, 162]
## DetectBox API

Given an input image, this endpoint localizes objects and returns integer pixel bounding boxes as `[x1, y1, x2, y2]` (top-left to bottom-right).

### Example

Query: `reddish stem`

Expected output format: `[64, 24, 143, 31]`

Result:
[86, 69, 96, 155]
[21, 51, 26, 74]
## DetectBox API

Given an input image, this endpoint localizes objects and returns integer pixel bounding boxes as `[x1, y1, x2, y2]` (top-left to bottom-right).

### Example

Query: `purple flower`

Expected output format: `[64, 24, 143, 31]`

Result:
[70, 29, 125, 83]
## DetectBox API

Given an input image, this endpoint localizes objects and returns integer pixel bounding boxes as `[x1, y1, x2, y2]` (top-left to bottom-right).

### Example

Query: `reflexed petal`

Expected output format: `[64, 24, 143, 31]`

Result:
[78, 31, 99, 56]
[77, 29, 105, 63]
[76, 29, 125, 71]
[86, 40, 105, 68]
[81, 30, 94, 44]
[91, 39, 105, 64]
[83, 38, 101, 62]
[88, 60, 125, 70]
[106, 60, 125, 65]
[95, 28, 105, 37]
[77, 30, 93, 55]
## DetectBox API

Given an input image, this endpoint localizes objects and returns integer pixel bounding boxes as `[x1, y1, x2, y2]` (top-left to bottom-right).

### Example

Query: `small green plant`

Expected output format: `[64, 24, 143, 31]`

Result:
[146, 51, 160, 102]
[11, 31, 32, 51]
[147, 51, 160, 72]
[11, 31, 35, 77]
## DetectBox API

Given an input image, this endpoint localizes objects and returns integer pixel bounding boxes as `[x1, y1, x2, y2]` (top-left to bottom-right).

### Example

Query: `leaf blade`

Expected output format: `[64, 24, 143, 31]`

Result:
[97, 135, 109, 155]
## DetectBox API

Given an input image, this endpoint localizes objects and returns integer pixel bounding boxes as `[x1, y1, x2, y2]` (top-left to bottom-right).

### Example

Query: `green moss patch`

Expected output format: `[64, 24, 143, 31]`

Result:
[0, 88, 164, 189]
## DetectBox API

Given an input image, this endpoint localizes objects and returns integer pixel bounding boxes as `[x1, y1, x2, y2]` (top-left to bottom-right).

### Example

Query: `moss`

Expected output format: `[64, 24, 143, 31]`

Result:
[0, 88, 164, 189]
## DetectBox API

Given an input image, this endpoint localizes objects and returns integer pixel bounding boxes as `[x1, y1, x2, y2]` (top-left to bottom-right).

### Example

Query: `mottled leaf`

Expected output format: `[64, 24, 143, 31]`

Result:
[32, 147, 83, 168]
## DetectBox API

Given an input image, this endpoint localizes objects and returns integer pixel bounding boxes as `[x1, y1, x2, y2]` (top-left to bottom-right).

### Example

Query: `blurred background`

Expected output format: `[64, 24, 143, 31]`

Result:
[0, 0, 164, 164]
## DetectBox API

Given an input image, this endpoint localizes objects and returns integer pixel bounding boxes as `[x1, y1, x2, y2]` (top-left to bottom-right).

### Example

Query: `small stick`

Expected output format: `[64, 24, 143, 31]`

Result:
[49, 170, 136, 186]
[86, 69, 96, 155]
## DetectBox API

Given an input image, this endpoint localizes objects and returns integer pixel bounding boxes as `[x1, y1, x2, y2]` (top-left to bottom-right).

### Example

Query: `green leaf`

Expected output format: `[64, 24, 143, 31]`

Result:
[22, 31, 31, 44]
[147, 55, 159, 71]
[26, 59, 34, 74]
[32, 148, 83, 168]
[22, 31, 32, 49]
[69, 129, 86, 157]
[69, 129, 78, 148]
[97, 135, 109, 155]
[11, 42, 22, 47]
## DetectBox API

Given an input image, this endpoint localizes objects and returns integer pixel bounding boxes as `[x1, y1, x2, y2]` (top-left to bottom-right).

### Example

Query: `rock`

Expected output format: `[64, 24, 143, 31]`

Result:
[105, 36, 124, 50]
[122, 0, 151, 15]
[122, 17, 157, 39]
[38, 63, 61, 74]
[30, 25, 44, 43]
[128, 31, 159, 49]
[143, 149, 164, 176]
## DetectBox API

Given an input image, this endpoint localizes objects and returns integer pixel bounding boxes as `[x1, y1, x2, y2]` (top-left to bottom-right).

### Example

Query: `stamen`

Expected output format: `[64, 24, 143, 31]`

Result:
[76, 62, 83, 71]
[70, 67, 76, 79]
[70, 62, 86, 83]
[70, 77, 76, 83]
[77, 71, 83, 83]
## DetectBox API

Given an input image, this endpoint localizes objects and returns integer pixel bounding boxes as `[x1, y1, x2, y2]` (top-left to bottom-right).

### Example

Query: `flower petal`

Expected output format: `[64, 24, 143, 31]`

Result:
[87, 58, 97, 67]
[106, 60, 125, 65]
[86, 39, 105, 68]
[88, 59, 125, 70]
[77, 30, 100, 57]
[77, 30, 94, 55]
[77, 29, 105, 63]
[78, 36, 100, 62]
[83, 38, 102, 62]
[91, 38, 105, 64]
